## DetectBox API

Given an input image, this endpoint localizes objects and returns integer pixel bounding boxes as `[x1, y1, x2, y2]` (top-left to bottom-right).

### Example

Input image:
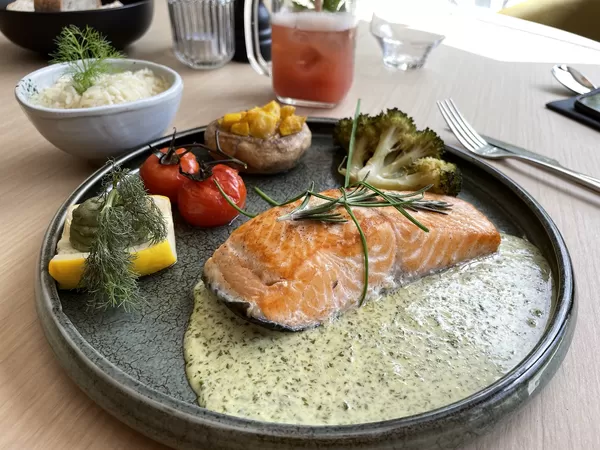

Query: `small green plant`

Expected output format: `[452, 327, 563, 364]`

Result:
[292, 0, 347, 12]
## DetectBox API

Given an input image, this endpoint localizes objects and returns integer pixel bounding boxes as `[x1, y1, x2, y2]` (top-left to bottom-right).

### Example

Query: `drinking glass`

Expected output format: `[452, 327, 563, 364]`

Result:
[168, 0, 235, 70]
[244, 0, 358, 109]
[370, 0, 448, 71]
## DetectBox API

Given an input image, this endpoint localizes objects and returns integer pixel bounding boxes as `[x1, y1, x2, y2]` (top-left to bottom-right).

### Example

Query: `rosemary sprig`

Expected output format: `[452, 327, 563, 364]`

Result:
[276, 183, 345, 223]
[341, 188, 369, 306]
[253, 185, 315, 207]
[214, 179, 256, 219]
[254, 187, 281, 206]
[78, 165, 167, 311]
[50, 25, 123, 95]
[345, 99, 361, 188]
[276, 182, 346, 223]
[269, 182, 450, 225]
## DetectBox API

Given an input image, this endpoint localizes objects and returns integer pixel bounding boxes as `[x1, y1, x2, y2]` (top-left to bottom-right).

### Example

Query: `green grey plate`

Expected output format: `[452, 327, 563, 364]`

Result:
[35, 119, 575, 450]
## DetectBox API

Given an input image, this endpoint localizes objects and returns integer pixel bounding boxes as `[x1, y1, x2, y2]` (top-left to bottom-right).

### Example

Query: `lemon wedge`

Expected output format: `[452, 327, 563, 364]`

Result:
[48, 195, 177, 290]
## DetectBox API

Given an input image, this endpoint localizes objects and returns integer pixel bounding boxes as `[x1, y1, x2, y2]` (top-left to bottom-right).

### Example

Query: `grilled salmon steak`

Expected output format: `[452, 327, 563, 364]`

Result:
[203, 189, 501, 331]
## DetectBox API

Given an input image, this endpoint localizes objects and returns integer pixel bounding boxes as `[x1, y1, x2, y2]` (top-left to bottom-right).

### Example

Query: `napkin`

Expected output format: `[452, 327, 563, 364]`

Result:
[546, 96, 600, 132]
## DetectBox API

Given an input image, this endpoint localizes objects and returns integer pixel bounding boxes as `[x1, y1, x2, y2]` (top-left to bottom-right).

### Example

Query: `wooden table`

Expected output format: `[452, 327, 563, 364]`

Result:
[1, 3, 600, 449]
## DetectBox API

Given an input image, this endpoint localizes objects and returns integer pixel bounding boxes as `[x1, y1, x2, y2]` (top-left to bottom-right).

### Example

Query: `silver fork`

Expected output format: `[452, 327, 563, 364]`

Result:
[436, 98, 600, 194]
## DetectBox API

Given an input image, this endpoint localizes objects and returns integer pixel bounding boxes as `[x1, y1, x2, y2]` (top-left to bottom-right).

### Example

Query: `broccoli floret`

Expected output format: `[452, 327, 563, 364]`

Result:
[380, 128, 444, 177]
[335, 113, 380, 178]
[333, 116, 354, 149]
[334, 113, 380, 152]
[374, 157, 463, 195]
[335, 108, 461, 196]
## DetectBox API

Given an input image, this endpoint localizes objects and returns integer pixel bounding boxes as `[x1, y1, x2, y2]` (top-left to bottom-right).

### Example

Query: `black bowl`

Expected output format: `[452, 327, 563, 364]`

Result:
[0, 0, 154, 56]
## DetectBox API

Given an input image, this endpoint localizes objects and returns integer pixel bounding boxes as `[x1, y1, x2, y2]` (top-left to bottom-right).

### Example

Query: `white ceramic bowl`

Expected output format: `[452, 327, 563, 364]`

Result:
[15, 59, 183, 161]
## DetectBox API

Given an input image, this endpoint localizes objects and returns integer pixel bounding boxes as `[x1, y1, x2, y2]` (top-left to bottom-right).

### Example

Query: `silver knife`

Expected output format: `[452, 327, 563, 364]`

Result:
[481, 134, 560, 165]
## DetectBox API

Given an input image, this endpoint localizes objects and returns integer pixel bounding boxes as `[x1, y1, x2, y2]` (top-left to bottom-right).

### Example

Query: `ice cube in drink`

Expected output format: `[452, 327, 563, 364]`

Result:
[271, 11, 357, 107]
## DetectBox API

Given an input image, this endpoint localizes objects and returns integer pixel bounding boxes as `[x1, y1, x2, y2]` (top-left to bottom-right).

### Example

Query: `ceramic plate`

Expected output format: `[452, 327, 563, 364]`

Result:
[35, 119, 575, 450]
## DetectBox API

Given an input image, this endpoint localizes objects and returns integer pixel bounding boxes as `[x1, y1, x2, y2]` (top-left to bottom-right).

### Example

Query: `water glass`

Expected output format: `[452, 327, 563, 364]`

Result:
[168, 0, 235, 70]
[449, 0, 509, 10]
[370, 0, 448, 71]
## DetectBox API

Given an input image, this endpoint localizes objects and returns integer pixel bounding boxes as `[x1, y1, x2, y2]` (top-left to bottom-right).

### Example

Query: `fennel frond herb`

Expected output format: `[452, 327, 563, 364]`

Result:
[292, 0, 347, 12]
[50, 25, 123, 95]
[79, 165, 167, 311]
[214, 99, 453, 308]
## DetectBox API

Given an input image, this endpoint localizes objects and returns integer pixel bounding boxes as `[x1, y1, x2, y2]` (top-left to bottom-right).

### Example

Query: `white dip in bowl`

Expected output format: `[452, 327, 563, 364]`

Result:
[15, 59, 183, 161]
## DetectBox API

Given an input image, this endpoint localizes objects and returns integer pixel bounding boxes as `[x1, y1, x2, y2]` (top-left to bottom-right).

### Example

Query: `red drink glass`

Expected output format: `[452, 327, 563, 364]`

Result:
[244, 1, 357, 108]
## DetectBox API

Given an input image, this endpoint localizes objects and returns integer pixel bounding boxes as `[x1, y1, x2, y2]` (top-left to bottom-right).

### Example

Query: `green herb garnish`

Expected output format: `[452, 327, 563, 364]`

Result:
[214, 179, 257, 219]
[345, 99, 361, 188]
[76, 164, 167, 311]
[292, 0, 347, 12]
[50, 25, 123, 95]
[215, 99, 452, 308]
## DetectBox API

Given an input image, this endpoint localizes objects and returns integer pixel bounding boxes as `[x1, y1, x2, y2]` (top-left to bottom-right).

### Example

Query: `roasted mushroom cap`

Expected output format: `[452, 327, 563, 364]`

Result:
[204, 120, 312, 175]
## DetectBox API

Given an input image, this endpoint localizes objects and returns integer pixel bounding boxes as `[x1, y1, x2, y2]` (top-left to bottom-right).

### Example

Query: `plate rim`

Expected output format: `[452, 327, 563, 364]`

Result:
[35, 118, 576, 444]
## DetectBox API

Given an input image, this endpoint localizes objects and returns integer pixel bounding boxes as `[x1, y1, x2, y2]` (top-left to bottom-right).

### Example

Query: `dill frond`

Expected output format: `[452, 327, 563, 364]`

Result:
[112, 169, 167, 247]
[83, 200, 143, 311]
[50, 25, 124, 95]
[79, 166, 167, 311]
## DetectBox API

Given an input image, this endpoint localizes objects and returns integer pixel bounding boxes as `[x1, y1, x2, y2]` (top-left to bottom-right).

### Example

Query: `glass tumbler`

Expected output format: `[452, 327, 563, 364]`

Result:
[370, 0, 448, 71]
[168, 0, 235, 70]
[244, 0, 358, 109]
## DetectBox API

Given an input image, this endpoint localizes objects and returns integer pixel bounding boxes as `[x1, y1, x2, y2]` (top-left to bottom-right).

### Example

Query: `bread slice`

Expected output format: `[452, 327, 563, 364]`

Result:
[33, 0, 102, 12]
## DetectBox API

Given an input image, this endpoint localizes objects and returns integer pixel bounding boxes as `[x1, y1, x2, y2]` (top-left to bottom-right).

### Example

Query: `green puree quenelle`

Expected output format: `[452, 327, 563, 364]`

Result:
[184, 234, 552, 425]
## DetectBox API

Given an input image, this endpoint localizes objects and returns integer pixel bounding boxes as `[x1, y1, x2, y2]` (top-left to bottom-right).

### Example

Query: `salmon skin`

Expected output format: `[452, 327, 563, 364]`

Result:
[203, 189, 501, 331]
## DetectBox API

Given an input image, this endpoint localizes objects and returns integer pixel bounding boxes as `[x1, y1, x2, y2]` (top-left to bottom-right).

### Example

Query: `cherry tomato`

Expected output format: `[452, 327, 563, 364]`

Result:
[139, 147, 199, 205]
[178, 164, 247, 228]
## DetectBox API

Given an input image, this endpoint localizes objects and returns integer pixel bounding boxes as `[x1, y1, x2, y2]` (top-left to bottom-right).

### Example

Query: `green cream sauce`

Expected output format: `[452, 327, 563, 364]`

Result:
[184, 234, 552, 425]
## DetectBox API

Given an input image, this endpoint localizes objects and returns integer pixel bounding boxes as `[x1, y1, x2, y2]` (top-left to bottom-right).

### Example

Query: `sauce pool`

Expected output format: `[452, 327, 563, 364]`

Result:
[184, 234, 552, 425]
